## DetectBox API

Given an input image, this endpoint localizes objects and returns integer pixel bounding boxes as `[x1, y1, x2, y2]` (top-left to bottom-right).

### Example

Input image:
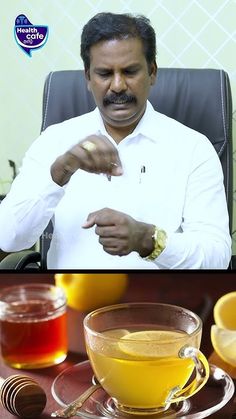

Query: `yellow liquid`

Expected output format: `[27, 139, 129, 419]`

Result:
[87, 328, 195, 409]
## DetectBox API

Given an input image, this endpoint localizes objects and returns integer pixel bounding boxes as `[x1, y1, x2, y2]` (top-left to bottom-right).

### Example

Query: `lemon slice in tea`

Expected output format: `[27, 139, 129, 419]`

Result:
[119, 330, 188, 359]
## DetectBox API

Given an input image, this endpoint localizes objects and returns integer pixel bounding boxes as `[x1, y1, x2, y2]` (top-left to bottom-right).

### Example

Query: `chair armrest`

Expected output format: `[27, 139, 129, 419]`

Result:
[0, 251, 41, 270]
[229, 255, 236, 270]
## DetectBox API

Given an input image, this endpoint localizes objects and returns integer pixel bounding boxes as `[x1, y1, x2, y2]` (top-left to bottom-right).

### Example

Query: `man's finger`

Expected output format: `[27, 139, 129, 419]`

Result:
[110, 163, 123, 176]
[95, 225, 117, 237]
[83, 208, 119, 229]
[82, 215, 96, 229]
[82, 210, 110, 229]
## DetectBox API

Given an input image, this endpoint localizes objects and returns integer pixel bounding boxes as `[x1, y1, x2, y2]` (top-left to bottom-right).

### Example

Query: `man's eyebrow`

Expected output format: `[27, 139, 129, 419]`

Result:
[94, 66, 111, 71]
[94, 63, 142, 71]
[123, 64, 142, 71]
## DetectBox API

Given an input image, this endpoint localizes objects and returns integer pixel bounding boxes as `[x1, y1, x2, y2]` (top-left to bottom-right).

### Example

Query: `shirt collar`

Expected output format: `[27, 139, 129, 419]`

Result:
[94, 100, 159, 144]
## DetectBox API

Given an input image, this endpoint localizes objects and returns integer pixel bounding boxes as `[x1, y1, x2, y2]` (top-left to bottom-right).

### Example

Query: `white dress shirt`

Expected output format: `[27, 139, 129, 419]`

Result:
[0, 102, 231, 269]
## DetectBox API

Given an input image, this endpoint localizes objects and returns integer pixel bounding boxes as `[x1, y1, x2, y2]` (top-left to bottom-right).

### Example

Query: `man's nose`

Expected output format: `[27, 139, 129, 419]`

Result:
[110, 73, 127, 92]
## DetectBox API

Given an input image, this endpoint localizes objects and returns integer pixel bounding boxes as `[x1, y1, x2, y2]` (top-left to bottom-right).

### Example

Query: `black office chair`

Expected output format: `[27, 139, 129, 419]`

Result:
[0, 68, 233, 269]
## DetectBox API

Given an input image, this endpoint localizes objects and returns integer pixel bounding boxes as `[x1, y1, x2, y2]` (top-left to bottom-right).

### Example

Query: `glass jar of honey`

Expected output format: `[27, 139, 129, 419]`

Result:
[0, 283, 67, 368]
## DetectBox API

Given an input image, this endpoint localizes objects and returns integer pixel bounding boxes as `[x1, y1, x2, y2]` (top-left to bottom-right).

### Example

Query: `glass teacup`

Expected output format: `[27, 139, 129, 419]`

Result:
[84, 302, 209, 416]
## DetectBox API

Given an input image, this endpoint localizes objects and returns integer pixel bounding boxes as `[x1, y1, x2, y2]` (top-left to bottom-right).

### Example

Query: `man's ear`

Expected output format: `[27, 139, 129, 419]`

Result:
[85, 69, 91, 91]
[150, 62, 157, 86]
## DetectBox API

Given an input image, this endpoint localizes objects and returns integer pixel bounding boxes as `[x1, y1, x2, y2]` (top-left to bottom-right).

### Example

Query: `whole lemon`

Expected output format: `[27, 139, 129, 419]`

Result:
[55, 273, 128, 312]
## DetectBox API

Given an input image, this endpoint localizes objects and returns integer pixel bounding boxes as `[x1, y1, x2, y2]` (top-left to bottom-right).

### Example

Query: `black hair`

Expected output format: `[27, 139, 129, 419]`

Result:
[80, 12, 157, 73]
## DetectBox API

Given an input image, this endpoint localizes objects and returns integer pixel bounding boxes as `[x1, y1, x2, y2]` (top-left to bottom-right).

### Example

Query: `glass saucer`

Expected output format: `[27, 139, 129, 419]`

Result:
[51, 360, 234, 418]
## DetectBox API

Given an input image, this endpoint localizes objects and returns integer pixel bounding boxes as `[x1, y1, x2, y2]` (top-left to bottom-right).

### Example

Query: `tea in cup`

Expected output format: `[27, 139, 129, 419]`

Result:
[0, 283, 68, 368]
[84, 302, 209, 415]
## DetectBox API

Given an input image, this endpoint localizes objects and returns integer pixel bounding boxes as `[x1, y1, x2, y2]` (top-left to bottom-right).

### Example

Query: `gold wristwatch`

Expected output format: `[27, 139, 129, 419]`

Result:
[145, 226, 167, 261]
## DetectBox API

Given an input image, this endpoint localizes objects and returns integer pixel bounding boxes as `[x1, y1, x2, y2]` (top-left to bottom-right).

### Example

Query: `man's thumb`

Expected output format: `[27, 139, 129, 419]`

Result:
[82, 216, 96, 229]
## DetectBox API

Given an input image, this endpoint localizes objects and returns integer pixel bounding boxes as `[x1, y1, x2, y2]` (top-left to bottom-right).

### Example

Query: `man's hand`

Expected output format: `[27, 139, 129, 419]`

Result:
[82, 208, 155, 257]
[51, 135, 123, 186]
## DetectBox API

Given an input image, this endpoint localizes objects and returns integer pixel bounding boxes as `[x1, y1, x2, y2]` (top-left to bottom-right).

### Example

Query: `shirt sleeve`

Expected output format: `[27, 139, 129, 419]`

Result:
[153, 139, 232, 269]
[0, 109, 100, 254]
[0, 129, 66, 252]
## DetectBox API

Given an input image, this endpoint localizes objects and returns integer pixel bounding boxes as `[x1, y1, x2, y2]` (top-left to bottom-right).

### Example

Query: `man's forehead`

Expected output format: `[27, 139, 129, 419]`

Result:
[89, 38, 146, 66]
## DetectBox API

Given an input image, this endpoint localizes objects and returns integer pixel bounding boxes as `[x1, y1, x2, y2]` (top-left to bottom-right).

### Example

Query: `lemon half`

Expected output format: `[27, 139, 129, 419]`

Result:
[211, 325, 236, 366]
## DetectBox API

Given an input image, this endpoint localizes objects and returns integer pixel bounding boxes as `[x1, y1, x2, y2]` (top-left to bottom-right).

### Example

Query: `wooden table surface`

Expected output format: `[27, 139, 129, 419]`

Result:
[0, 272, 235, 418]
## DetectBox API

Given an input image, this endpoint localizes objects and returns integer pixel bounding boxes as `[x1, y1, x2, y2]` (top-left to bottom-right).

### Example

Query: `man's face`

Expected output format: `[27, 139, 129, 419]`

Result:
[86, 37, 157, 132]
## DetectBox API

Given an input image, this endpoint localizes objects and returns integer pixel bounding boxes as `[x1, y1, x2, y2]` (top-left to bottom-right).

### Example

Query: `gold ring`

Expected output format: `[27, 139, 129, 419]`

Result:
[81, 140, 97, 152]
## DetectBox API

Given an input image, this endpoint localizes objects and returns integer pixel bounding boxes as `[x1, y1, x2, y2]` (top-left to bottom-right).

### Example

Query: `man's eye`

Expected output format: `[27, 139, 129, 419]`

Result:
[97, 72, 111, 78]
[124, 69, 138, 75]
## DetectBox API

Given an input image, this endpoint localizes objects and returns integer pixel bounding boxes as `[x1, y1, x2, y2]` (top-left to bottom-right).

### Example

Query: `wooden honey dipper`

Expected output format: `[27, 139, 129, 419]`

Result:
[0, 374, 47, 418]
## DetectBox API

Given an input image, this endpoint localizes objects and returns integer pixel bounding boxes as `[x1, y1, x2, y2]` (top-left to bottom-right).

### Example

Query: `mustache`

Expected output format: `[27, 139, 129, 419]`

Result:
[103, 93, 137, 106]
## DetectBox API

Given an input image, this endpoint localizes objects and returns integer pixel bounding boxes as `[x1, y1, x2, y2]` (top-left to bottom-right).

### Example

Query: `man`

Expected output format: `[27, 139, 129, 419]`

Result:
[0, 13, 231, 269]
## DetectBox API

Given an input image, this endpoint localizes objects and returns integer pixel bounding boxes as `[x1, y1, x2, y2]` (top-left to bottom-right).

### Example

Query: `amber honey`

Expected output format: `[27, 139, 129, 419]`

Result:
[0, 284, 68, 368]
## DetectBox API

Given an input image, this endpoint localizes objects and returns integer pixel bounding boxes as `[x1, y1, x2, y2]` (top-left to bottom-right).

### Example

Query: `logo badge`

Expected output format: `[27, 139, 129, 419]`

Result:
[14, 14, 49, 57]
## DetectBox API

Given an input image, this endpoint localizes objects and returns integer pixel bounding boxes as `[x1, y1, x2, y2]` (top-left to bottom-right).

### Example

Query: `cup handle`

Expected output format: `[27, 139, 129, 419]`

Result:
[167, 346, 210, 404]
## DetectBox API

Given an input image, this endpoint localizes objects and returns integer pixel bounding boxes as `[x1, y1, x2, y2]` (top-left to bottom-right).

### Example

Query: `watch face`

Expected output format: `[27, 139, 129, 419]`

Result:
[146, 227, 167, 260]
